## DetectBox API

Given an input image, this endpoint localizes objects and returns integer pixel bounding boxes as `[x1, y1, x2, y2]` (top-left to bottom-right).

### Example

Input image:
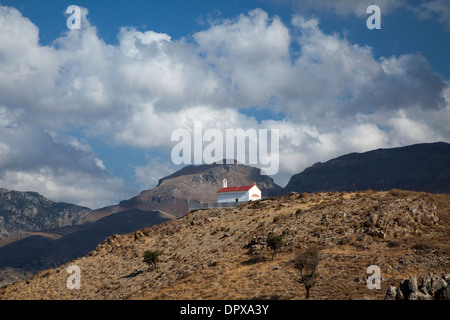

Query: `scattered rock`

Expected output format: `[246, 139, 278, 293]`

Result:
[288, 192, 299, 198]
[408, 276, 418, 293]
[431, 275, 447, 297]
[437, 286, 450, 300]
[385, 286, 397, 300]
[408, 291, 432, 300]
[387, 274, 449, 300]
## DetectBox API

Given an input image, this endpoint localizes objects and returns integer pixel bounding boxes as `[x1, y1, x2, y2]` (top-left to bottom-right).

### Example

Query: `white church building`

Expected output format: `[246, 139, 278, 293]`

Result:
[217, 179, 262, 203]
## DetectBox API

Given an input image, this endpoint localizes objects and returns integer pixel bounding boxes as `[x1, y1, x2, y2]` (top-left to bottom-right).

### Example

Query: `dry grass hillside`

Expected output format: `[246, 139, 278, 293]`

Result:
[1, 190, 449, 300]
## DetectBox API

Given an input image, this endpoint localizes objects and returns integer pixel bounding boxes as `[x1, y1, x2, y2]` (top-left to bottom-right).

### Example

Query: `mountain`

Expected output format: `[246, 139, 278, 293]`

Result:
[0, 208, 169, 284]
[1, 189, 448, 300]
[0, 188, 91, 240]
[86, 161, 283, 221]
[283, 142, 450, 194]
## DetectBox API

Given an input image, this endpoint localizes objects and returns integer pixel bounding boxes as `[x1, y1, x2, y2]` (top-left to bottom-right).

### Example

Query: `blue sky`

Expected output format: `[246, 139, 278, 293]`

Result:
[0, 0, 449, 208]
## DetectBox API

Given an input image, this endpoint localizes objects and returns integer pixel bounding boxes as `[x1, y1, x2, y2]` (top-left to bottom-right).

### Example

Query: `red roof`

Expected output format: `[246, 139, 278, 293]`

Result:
[217, 185, 256, 193]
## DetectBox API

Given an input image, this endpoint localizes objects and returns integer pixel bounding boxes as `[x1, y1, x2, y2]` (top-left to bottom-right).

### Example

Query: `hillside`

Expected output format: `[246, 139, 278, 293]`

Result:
[1, 189, 448, 300]
[0, 162, 281, 287]
[283, 142, 450, 194]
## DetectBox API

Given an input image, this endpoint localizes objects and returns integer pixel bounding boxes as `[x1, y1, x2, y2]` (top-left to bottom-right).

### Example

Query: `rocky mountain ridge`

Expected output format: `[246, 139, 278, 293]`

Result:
[283, 142, 450, 194]
[0, 188, 91, 240]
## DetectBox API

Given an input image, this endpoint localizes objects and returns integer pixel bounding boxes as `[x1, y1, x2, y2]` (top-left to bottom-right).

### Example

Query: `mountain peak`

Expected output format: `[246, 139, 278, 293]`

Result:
[156, 160, 244, 187]
[93, 161, 282, 220]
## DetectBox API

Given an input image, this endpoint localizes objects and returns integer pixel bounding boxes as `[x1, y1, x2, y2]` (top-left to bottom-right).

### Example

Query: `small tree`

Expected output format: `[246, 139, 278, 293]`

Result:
[293, 247, 321, 299]
[266, 234, 284, 261]
[143, 250, 163, 270]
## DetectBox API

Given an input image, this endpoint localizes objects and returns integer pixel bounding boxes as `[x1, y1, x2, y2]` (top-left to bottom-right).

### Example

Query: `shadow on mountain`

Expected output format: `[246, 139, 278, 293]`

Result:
[0, 209, 169, 273]
[284, 142, 450, 194]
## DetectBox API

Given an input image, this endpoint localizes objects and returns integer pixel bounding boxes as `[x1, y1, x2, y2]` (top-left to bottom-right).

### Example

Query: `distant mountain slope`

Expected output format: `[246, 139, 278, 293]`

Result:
[87, 161, 283, 221]
[0, 208, 168, 286]
[283, 142, 450, 194]
[0, 188, 91, 239]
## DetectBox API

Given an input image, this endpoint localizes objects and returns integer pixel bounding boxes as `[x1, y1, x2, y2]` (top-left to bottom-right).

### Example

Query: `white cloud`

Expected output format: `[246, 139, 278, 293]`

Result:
[0, 104, 131, 208]
[291, 0, 450, 30]
[414, 0, 450, 29]
[94, 158, 106, 171]
[133, 157, 178, 190]
[291, 0, 405, 17]
[194, 8, 291, 107]
[0, 168, 130, 209]
[0, 6, 61, 113]
[388, 110, 445, 145]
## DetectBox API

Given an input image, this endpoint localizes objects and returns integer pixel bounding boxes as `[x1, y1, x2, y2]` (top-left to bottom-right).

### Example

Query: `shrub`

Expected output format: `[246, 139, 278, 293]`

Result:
[143, 250, 163, 269]
[266, 234, 284, 260]
[386, 239, 402, 248]
[411, 241, 436, 253]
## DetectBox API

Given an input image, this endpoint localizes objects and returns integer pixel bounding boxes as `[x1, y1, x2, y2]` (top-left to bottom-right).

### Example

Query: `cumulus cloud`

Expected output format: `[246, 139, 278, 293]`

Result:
[0, 6, 61, 114]
[194, 9, 291, 107]
[0, 168, 130, 209]
[0, 107, 131, 208]
[0, 106, 132, 208]
[133, 157, 179, 190]
[0, 4, 449, 203]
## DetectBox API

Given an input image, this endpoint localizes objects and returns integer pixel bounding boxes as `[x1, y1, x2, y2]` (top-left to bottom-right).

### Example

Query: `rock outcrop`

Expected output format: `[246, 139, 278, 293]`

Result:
[385, 274, 449, 300]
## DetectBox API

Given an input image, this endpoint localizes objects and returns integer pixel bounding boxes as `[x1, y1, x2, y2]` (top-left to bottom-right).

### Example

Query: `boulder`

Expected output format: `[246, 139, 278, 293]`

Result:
[421, 274, 432, 295]
[408, 276, 418, 293]
[391, 274, 449, 300]
[437, 286, 450, 300]
[385, 286, 397, 300]
[408, 291, 432, 300]
[398, 276, 418, 299]
[431, 275, 447, 297]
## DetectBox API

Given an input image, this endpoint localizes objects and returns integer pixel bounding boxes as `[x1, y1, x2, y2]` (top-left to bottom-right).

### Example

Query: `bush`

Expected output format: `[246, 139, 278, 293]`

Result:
[386, 239, 402, 248]
[143, 250, 163, 269]
[411, 241, 436, 253]
[266, 234, 284, 260]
